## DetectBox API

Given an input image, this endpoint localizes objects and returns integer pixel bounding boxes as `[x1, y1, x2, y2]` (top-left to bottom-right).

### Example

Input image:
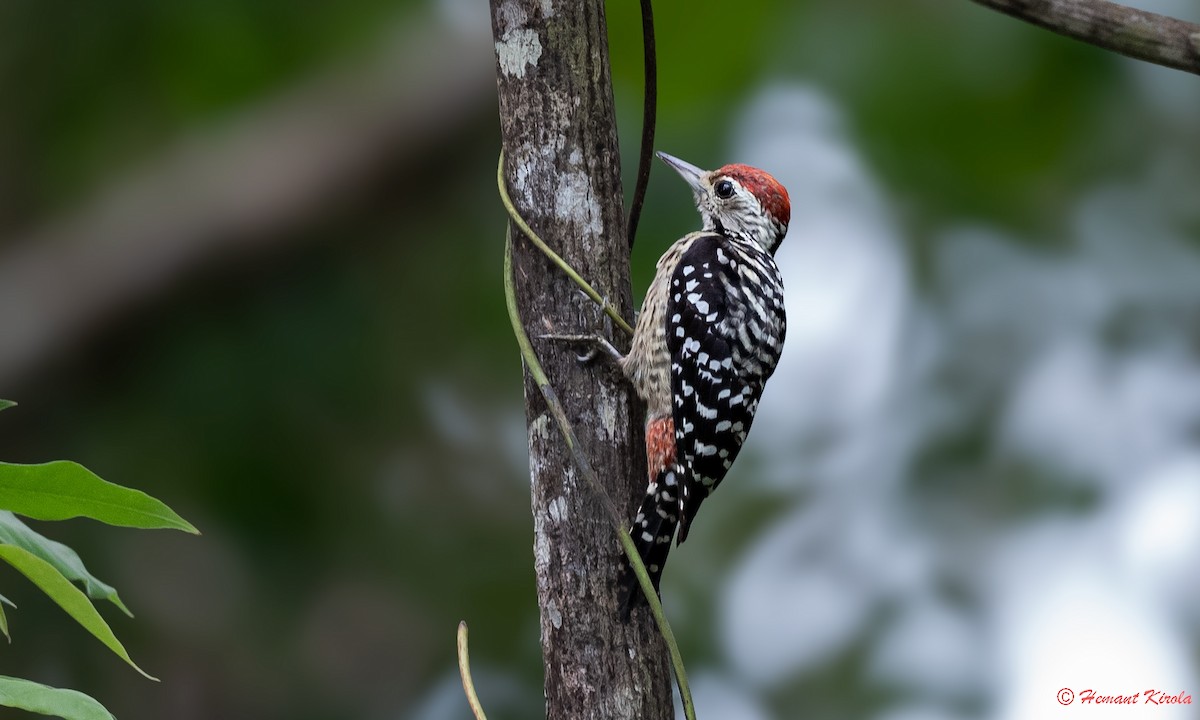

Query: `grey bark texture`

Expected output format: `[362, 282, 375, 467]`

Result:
[970, 0, 1200, 75]
[489, 1, 674, 719]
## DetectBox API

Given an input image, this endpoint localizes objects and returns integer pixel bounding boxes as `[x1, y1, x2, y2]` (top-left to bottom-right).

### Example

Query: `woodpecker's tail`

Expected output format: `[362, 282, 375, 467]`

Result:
[618, 465, 682, 619]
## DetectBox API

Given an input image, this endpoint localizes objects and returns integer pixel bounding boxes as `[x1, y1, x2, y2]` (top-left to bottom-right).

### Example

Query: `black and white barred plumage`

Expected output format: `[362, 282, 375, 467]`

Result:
[668, 233, 785, 542]
[618, 152, 790, 613]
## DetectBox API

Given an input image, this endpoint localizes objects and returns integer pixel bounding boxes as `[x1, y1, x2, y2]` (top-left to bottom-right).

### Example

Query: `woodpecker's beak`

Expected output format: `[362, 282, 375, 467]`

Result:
[656, 151, 707, 194]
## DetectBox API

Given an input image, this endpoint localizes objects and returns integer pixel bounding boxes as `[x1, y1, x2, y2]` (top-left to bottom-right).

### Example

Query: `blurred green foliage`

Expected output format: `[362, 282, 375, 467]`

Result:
[0, 0, 417, 220]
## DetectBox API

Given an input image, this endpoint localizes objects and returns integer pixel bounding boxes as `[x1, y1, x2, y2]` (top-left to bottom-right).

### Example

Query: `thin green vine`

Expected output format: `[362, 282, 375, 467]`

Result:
[456, 621, 488, 720]
[495, 154, 634, 338]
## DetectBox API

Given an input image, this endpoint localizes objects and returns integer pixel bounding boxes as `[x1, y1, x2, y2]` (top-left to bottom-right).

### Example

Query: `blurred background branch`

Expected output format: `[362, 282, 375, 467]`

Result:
[970, 0, 1200, 74]
[0, 11, 490, 387]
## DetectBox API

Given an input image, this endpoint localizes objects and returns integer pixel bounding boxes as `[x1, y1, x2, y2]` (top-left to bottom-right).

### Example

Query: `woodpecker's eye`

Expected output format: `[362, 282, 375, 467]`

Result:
[714, 179, 735, 199]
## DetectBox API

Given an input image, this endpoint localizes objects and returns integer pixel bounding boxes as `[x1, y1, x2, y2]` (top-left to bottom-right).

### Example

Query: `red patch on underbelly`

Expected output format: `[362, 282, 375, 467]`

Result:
[645, 416, 676, 481]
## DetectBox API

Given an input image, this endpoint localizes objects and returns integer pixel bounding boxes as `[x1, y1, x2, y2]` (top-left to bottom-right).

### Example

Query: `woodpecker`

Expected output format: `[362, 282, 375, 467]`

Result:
[616, 151, 789, 612]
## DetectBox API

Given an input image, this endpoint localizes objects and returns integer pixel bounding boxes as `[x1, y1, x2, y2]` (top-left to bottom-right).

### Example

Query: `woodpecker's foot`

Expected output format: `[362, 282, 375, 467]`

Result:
[538, 334, 625, 366]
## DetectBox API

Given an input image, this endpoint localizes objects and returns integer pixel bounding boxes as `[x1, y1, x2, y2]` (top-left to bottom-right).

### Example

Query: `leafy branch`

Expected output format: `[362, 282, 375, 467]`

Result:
[0, 399, 198, 720]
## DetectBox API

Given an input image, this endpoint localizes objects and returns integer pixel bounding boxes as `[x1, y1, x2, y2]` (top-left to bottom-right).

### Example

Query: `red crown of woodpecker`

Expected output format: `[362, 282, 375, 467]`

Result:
[716, 163, 791, 229]
[658, 152, 791, 254]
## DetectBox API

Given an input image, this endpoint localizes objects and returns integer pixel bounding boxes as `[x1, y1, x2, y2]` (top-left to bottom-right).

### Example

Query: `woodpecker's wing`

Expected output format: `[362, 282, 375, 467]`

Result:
[667, 234, 786, 544]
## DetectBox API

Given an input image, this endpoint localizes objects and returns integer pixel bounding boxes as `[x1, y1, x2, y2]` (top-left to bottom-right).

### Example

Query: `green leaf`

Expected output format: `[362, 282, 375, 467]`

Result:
[0, 587, 15, 641]
[0, 512, 131, 616]
[0, 591, 13, 639]
[0, 400, 14, 412]
[0, 545, 156, 680]
[0, 461, 197, 533]
[0, 675, 115, 720]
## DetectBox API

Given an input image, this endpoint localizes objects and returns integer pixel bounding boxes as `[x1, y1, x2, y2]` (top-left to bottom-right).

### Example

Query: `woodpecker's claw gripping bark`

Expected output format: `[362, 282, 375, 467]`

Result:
[537, 333, 625, 365]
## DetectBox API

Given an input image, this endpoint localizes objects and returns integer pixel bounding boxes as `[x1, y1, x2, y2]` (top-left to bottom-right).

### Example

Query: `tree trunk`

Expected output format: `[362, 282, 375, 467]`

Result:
[489, 1, 673, 719]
